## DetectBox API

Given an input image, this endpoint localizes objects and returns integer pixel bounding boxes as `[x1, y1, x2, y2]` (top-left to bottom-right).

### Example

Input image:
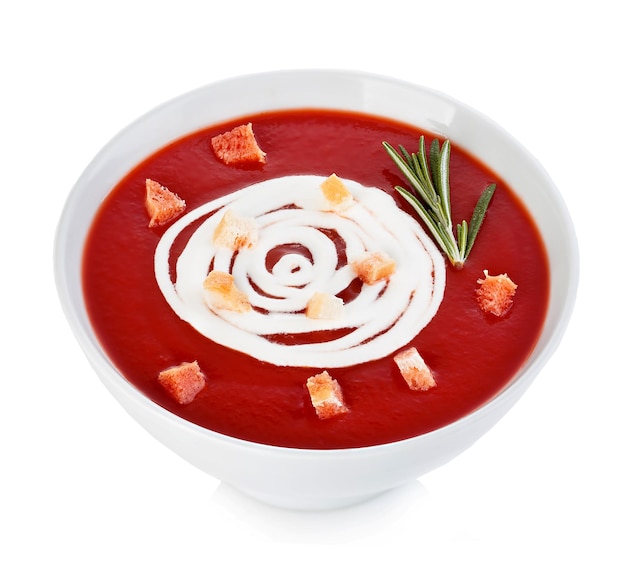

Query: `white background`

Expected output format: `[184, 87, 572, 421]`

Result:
[2, 1, 624, 567]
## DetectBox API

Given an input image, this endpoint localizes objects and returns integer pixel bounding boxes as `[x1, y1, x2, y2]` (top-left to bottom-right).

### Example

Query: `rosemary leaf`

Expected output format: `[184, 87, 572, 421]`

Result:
[410, 152, 430, 195]
[399, 145, 412, 164]
[429, 139, 442, 206]
[418, 138, 434, 194]
[457, 220, 468, 259]
[436, 140, 452, 224]
[465, 183, 497, 257]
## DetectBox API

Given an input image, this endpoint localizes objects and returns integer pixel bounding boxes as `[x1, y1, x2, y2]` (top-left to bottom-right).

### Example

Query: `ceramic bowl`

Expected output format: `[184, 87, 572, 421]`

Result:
[54, 70, 578, 510]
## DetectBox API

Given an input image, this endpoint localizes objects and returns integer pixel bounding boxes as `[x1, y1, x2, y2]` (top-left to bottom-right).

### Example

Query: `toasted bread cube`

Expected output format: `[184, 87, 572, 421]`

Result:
[213, 209, 258, 251]
[203, 270, 251, 312]
[305, 292, 344, 319]
[394, 347, 436, 391]
[211, 123, 266, 165]
[306, 371, 349, 419]
[145, 178, 186, 228]
[158, 361, 206, 405]
[476, 270, 518, 317]
[352, 251, 396, 285]
[320, 173, 354, 211]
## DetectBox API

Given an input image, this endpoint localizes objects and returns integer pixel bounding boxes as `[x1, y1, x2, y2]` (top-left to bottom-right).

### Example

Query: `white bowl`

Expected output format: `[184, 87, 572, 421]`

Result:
[54, 70, 578, 510]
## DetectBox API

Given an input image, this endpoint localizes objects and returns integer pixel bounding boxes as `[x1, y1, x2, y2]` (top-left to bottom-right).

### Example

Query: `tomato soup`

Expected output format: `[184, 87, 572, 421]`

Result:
[82, 109, 549, 449]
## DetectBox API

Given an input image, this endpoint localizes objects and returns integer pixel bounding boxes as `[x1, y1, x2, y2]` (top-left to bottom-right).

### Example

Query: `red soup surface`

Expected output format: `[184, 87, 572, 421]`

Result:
[82, 109, 549, 449]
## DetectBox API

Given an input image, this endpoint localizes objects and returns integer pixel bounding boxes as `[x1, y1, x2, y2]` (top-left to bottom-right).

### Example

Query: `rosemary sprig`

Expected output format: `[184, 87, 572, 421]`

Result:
[383, 136, 496, 269]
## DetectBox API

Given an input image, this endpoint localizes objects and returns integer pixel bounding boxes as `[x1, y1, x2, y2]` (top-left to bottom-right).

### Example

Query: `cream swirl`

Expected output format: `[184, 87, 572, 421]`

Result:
[154, 175, 445, 368]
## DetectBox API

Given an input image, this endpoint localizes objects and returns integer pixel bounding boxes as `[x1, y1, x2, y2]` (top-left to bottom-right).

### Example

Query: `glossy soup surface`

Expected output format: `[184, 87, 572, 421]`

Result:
[82, 109, 549, 449]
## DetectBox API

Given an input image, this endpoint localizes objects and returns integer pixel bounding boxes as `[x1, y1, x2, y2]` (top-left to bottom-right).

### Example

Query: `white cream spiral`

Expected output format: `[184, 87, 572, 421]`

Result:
[155, 175, 445, 368]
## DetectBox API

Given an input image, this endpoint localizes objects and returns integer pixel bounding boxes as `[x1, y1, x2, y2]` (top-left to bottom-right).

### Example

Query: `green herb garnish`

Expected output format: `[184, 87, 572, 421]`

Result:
[383, 136, 496, 269]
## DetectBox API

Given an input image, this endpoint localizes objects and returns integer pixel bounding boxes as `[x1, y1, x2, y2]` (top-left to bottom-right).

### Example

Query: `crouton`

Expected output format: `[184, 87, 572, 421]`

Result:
[393, 347, 436, 391]
[320, 173, 354, 211]
[158, 360, 206, 405]
[211, 123, 266, 165]
[202, 270, 251, 312]
[145, 178, 186, 228]
[213, 209, 258, 250]
[305, 292, 344, 319]
[306, 371, 349, 419]
[352, 251, 396, 285]
[476, 270, 518, 317]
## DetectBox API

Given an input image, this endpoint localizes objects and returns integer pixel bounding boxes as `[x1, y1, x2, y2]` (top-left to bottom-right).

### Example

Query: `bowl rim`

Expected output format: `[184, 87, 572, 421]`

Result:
[54, 68, 580, 456]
